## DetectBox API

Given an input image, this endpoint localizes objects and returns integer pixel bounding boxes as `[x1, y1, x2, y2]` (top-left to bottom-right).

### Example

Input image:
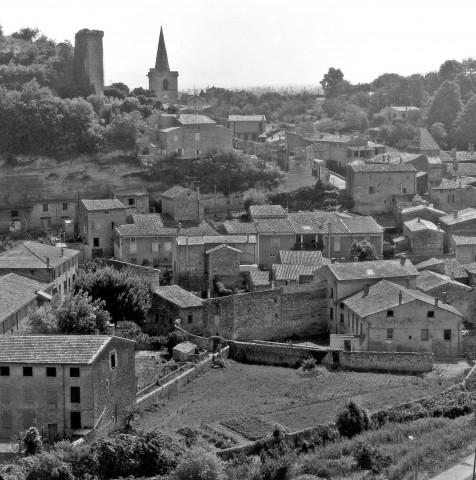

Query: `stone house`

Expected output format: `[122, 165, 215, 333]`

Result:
[0, 241, 79, 297]
[29, 196, 78, 232]
[153, 285, 204, 334]
[247, 270, 271, 291]
[380, 105, 420, 121]
[337, 280, 463, 358]
[346, 161, 417, 215]
[112, 187, 150, 215]
[278, 250, 327, 267]
[0, 335, 136, 441]
[429, 178, 476, 213]
[227, 115, 266, 141]
[406, 128, 440, 157]
[414, 257, 469, 284]
[416, 269, 474, 321]
[316, 258, 419, 333]
[449, 234, 476, 265]
[0, 274, 53, 334]
[271, 264, 315, 286]
[158, 114, 233, 158]
[402, 218, 444, 257]
[181, 94, 207, 108]
[78, 200, 127, 259]
[160, 185, 204, 222]
[205, 244, 242, 292]
[439, 208, 476, 253]
[397, 204, 445, 228]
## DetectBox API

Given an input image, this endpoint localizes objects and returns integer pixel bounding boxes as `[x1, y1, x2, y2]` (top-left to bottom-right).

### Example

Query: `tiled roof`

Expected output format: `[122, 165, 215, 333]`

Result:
[427, 156, 442, 165]
[312, 133, 353, 143]
[81, 199, 126, 211]
[0, 241, 79, 269]
[368, 152, 421, 165]
[404, 218, 440, 232]
[173, 341, 196, 353]
[416, 270, 472, 293]
[279, 250, 323, 266]
[323, 259, 418, 282]
[255, 217, 295, 233]
[451, 163, 476, 177]
[0, 274, 52, 321]
[205, 244, 242, 255]
[465, 262, 476, 275]
[272, 264, 316, 281]
[340, 216, 383, 235]
[288, 211, 349, 234]
[388, 106, 420, 112]
[228, 115, 265, 122]
[176, 114, 215, 125]
[414, 257, 468, 280]
[410, 128, 440, 151]
[452, 234, 476, 246]
[454, 152, 476, 162]
[155, 285, 203, 308]
[440, 208, 476, 226]
[160, 185, 193, 199]
[116, 214, 177, 237]
[249, 204, 287, 218]
[223, 221, 257, 235]
[203, 235, 256, 244]
[113, 187, 148, 197]
[349, 161, 416, 172]
[432, 178, 461, 190]
[249, 270, 271, 287]
[414, 258, 444, 270]
[0, 335, 119, 364]
[161, 126, 181, 133]
[344, 280, 462, 318]
[401, 205, 445, 217]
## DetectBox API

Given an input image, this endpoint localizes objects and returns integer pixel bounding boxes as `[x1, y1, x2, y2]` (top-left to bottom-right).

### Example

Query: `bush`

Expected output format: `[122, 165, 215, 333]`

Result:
[301, 356, 317, 372]
[19, 427, 42, 456]
[26, 453, 74, 480]
[177, 427, 199, 448]
[353, 442, 391, 473]
[172, 448, 224, 480]
[166, 330, 188, 357]
[336, 400, 370, 438]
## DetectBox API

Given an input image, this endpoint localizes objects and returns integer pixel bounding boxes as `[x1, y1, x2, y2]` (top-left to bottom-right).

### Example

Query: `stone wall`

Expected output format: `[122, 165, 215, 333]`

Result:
[74, 29, 104, 95]
[207, 247, 241, 291]
[338, 350, 433, 373]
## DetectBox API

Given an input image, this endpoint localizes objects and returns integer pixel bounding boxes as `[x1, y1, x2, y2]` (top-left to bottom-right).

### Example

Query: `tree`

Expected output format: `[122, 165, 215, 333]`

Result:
[104, 87, 126, 100]
[172, 448, 224, 480]
[105, 111, 144, 154]
[11, 27, 40, 41]
[336, 399, 370, 438]
[350, 240, 377, 261]
[427, 80, 461, 139]
[429, 122, 448, 148]
[463, 57, 476, 75]
[26, 453, 74, 480]
[320, 67, 345, 98]
[109, 82, 130, 94]
[455, 94, 476, 147]
[439, 59, 463, 81]
[19, 427, 42, 456]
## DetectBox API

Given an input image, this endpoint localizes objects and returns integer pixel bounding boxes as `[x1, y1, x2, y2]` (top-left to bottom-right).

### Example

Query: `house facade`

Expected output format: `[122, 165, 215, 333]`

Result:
[0, 335, 136, 441]
[227, 115, 266, 141]
[380, 106, 420, 121]
[112, 187, 150, 215]
[402, 218, 444, 257]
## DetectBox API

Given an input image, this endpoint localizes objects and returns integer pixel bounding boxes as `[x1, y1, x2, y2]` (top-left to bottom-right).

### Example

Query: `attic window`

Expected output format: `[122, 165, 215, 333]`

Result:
[387, 310, 394, 317]
[109, 351, 117, 369]
[427, 311, 435, 318]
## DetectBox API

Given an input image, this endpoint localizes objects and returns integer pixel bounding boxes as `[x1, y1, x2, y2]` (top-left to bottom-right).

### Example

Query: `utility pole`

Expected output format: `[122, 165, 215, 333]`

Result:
[214, 184, 217, 219]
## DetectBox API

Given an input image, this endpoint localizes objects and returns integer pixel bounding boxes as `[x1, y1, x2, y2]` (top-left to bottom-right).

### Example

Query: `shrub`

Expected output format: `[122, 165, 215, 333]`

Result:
[19, 427, 42, 456]
[336, 400, 370, 438]
[166, 330, 188, 357]
[257, 444, 296, 480]
[353, 442, 391, 473]
[301, 356, 317, 372]
[177, 427, 199, 448]
[26, 453, 74, 480]
[172, 448, 224, 480]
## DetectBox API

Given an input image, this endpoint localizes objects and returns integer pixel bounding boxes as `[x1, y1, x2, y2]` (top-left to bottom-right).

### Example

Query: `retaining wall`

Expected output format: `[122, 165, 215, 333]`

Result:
[338, 350, 434, 373]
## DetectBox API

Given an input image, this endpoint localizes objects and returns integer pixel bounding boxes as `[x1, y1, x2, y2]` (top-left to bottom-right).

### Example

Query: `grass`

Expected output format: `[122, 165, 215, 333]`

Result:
[293, 414, 476, 480]
[135, 351, 178, 390]
[133, 360, 464, 444]
[221, 416, 279, 441]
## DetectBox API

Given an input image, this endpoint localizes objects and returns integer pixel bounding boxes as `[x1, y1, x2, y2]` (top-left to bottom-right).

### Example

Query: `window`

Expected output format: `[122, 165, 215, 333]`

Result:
[163, 79, 169, 90]
[70, 367, 80, 377]
[62, 203, 68, 211]
[427, 311, 435, 318]
[110, 351, 117, 369]
[271, 237, 280, 248]
[195, 149, 201, 155]
[70, 387, 80, 403]
[188, 314, 193, 324]
[46, 367, 56, 377]
[387, 310, 394, 317]
[340, 313, 344, 323]
[329, 288, 333, 298]
[195, 132, 200, 141]
[402, 113, 406, 119]
[174, 135, 178, 142]
[269, 253, 276, 257]
[23, 367, 33, 377]
[448, 194, 455, 203]
[128, 198, 135, 206]
[402, 187, 407, 194]
[0, 366, 9, 376]
[387, 328, 394, 340]
[275, 313, 278, 319]
[11, 210, 18, 218]
[369, 186, 375, 194]
[334, 237, 341, 252]
[340, 302, 345, 309]
[70, 412, 81, 430]
[42, 204, 48, 212]
[129, 238, 137, 254]
[444, 329, 452, 341]
[346, 150, 352, 158]
[111, 222, 115, 230]
[130, 257, 137, 264]
[330, 307, 333, 319]
[177, 148, 183, 155]
[421, 329, 429, 341]
[93, 238, 100, 247]
[151, 241, 159, 253]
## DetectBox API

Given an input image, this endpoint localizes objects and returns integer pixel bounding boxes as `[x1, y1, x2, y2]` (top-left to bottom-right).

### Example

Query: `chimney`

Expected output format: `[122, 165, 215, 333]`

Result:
[435, 297, 439, 307]
[178, 222, 182, 233]
[61, 247, 64, 257]
[176, 112, 180, 119]
[271, 280, 275, 289]
[451, 147, 457, 157]
[207, 289, 211, 299]
[400, 256, 406, 266]
[331, 258, 336, 264]
[399, 291, 403, 304]
[441, 291, 447, 304]
[363, 283, 370, 296]
[417, 217, 420, 223]
[341, 257, 345, 263]
[405, 277, 410, 288]
[453, 210, 458, 219]
[46, 257, 50, 269]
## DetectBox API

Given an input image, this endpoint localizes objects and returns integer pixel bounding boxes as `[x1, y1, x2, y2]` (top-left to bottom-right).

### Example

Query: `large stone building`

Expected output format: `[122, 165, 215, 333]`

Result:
[112, 187, 150, 215]
[0, 335, 136, 441]
[74, 29, 104, 95]
[402, 218, 444, 257]
[380, 106, 420, 121]
[147, 27, 179, 102]
[227, 115, 266, 141]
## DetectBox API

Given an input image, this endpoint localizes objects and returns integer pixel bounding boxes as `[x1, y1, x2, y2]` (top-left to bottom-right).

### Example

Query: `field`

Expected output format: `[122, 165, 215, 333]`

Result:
[134, 360, 468, 446]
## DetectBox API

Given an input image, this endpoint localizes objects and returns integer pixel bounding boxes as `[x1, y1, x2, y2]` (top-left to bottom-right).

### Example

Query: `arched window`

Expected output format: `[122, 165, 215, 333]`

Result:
[163, 79, 169, 91]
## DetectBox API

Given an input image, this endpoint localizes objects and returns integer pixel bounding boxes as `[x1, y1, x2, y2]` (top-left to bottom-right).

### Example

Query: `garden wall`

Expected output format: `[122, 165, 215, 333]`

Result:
[338, 350, 433, 373]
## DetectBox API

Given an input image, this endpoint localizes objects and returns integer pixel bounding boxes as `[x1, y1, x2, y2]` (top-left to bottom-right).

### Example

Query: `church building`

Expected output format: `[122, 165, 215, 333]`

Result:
[147, 27, 179, 103]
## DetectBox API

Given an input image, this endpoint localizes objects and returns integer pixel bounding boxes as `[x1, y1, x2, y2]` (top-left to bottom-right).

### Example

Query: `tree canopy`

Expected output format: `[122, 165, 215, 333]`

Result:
[320, 67, 346, 98]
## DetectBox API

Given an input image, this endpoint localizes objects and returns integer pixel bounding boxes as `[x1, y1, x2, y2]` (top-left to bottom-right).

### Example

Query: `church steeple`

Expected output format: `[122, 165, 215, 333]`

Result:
[155, 27, 170, 72]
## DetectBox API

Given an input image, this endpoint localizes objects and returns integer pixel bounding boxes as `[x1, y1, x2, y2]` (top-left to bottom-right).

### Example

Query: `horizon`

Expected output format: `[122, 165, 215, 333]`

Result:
[1, 0, 475, 92]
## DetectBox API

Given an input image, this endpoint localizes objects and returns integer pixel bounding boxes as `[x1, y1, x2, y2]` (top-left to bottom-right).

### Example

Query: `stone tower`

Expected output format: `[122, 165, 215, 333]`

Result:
[147, 27, 178, 103]
[74, 29, 104, 95]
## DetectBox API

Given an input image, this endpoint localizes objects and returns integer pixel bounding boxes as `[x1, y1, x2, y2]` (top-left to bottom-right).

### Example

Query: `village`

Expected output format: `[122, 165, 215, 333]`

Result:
[2, 10, 476, 480]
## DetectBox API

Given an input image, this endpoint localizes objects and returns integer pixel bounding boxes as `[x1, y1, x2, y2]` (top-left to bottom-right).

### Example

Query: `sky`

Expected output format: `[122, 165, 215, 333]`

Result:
[2, 0, 476, 91]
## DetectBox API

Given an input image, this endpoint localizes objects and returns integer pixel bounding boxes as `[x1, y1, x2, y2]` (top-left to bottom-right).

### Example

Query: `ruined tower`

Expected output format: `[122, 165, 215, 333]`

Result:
[147, 27, 179, 103]
[74, 29, 104, 95]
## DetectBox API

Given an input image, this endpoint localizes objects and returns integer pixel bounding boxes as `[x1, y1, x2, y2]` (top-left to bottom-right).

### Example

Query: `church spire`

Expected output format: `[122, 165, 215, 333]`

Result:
[155, 26, 170, 72]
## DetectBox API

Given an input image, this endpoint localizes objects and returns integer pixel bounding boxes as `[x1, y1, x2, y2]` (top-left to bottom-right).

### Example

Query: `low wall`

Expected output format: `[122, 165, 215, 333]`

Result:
[462, 362, 476, 391]
[339, 350, 434, 373]
[174, 326, 224, 352]
[229, 340, 332, 368]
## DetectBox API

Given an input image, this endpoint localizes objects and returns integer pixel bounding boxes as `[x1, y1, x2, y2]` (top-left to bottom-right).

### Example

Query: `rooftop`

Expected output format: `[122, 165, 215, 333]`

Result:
[254, 217, 295, 234]
[340, 216, 383, 235]
[228, 115, 266, 122]
[176, 114, 215, 125]
[113, 187, 148, 197]
[160, 185, 194, 199]
[416, 270, 472, 293]
[272, 264, 316, 281]
[388, 106, 420, 112]
[401, 205, 446, 217]
[173, 341, 197, 354]
[344, 280, 462, 318]
[249, 270, 271, 287]
[414, 257, 468, 280]
[205, 244, 242, 255]
[288, 211, 349, 235]
[349, 161, 416, 173]
[81, 199, 126, 211]
[249, 204, 287, 218]
[155, 285, 203, 308]
[0, 335, 125, 364]
[404, 218, 441, 232]
[279, 250, 323, 266]
[0, 241, 79, 269]
[367, 152, 422, 165]
[452, 234, 476, 246]
[0, 273, 52, 321]
[177, 235, 256, 246]
[440, 208, 476, 226]
[223, 221, 258, 235]
[408, 128, 440, 152]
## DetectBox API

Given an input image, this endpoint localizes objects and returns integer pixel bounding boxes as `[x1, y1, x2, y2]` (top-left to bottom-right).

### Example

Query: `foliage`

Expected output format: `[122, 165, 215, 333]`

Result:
[172, 448, 224, 480]
[335, 399, 370, 438]
[455, 94, 476, 147]
[11, 27, 41, 41]
[320, 67, 346, 98]
[105, 111, 144, 154]
[350, 240, 377, 261]
[429, 122, 448, 148]
[177, 427, 199, 448]
[19, 427, 42, 456]
[301, 356, 317, 372]
[427, 80, 461, 140]
[104, 87, 126, 99]
[25, 453, 74, 480]
[353, 441, 391, 473]
[166, 330, 188, 357]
